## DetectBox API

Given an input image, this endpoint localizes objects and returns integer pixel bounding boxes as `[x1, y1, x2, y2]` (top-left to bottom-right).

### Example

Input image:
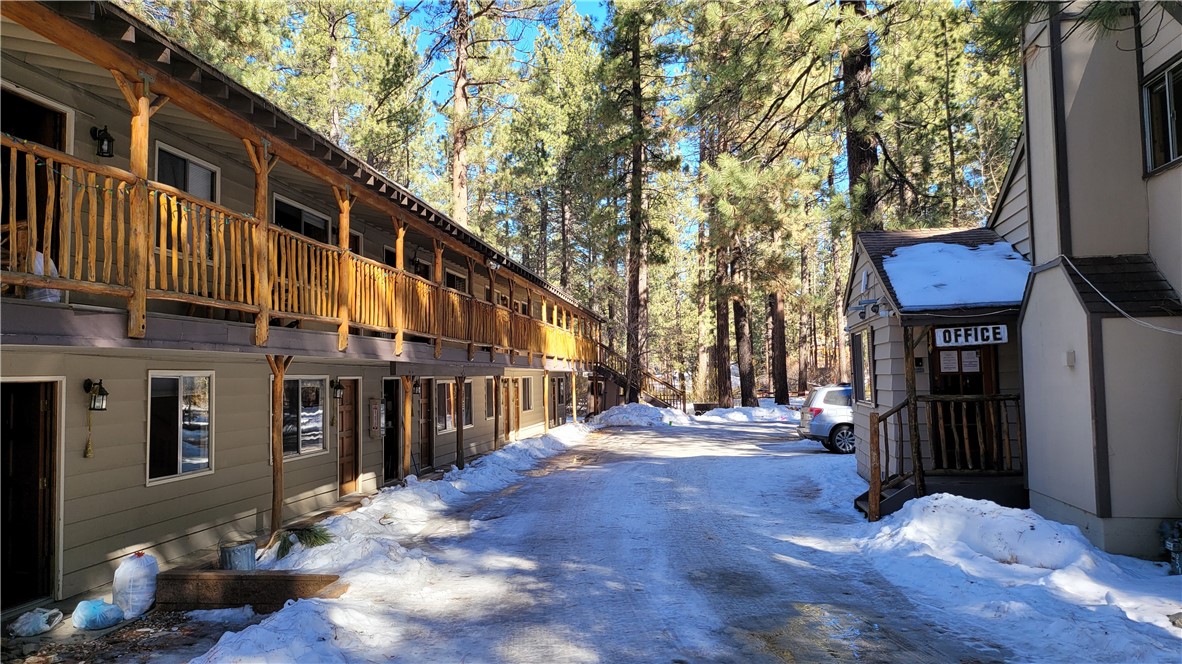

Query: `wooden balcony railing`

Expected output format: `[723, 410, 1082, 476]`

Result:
[1, 135, 598, 364]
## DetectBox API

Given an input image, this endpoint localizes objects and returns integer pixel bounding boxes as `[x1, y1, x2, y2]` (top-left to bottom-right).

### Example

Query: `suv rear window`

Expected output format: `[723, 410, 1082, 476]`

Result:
[823, 389, 851, 407]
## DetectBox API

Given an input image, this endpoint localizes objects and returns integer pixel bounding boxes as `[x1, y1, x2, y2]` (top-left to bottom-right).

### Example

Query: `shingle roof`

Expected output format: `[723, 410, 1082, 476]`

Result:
[1062, 255, 1182, 317]
[856, 228, 1012, 312]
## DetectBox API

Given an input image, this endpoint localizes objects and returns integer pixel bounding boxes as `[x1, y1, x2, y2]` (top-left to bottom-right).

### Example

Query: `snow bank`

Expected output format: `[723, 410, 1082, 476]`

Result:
[883, 241, 1029, 310]
[864, 493, 1182, 661]
[589, 402, 693, 427]
[697, 404, 800, 424]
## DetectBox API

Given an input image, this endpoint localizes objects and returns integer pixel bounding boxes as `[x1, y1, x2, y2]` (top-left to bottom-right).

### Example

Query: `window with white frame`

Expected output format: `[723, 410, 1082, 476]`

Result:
[444, 269, 467, 292]
[851, 329, 874, 405]
[435, 380, 473, 432]
[274, 196, 330, 245]
[484, 378, 495, 419]
[1145, 59, 1182, 170]
[281, 377, 326, 457]
[148, 372, 213, 482]
[521, 377, 533, 411]
[156, 143, 218, 203]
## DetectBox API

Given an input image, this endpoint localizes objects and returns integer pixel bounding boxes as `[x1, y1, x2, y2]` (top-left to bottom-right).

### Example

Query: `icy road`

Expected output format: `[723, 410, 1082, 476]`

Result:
[194, 411, 1181, 663]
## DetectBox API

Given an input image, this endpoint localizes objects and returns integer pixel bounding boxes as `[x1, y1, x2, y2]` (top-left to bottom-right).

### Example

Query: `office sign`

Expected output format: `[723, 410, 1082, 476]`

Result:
[935, 324, 1008, 347]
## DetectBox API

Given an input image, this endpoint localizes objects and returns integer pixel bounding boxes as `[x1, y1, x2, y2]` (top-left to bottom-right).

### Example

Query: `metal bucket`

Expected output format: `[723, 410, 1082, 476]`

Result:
[219, 537, 257, 571]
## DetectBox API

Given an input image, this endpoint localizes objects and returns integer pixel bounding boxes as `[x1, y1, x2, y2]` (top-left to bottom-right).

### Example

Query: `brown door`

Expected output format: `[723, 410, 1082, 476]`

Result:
[337, 379, 358, 495]
[2, 382, 56, 611]
[502, 379, 511, 442]
[418, 380, 434, 473]
[382, 378, 401, 483]
[929, 342, 999, 470]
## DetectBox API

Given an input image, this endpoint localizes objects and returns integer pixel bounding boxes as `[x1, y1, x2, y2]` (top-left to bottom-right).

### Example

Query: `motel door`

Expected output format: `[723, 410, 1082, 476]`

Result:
[1, 381, 57, 611]
[382, 379, 401, 483]
[337, 379, 358, 495]
[929, 331, 999, 470]
[417, 380, 434, 473]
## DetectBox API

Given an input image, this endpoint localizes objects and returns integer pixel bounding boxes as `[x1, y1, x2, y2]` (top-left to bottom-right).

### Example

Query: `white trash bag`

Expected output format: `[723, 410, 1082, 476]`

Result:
[112, 551, 158, 619]
[9, 608, 63, 636]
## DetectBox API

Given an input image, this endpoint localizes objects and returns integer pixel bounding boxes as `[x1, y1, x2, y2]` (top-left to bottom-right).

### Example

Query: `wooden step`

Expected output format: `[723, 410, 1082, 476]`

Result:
[854, 480, 918, 519]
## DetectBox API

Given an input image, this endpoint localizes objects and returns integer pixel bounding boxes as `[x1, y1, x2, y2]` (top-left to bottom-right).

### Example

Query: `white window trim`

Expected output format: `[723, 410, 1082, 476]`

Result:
[1, 83, 76, 156]
[154, 141, 221, 204]
[435, 379, 474, 433]
[1143, 60, 1181, 171]
[269, 374, 331, 463]
[521, 377, 534, 411]
[484, 377, 496, 420]
[444, 267, 469, 293]
[146, 370, 215, 486]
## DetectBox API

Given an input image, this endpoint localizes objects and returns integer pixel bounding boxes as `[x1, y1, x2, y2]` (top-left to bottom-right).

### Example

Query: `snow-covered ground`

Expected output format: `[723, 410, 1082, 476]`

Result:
[188, 403, 1180, 663]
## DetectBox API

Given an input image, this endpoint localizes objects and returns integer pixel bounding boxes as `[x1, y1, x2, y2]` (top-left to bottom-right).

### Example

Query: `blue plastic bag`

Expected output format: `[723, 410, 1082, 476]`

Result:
[71, 600, 124, 630]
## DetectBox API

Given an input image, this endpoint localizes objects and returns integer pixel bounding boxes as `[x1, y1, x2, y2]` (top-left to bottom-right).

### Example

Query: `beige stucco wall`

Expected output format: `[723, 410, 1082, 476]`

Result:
[1101, 316, 1182, 519]
[1061, 17, 1150, 258]
[1147, 170, 1182, 290]
[1022, 266, 1097, 514]
[1025, 27, 1062, 265]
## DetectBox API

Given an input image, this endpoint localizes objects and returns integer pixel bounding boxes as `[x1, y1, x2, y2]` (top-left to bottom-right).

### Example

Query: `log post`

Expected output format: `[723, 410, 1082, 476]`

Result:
[119, 71, 150, 339]
[433, 239, 443, 359]
[400, 375, 413, 478]
[492, 375, 501, 450]
[393, 219, 406, 355]
[454, 376, 466, 470]
[903, 325, 926, 496]
[266, 354, 294, 545]
[466, 257, 476, 360]
[245, 139, 278, 346]
[334, 187, 353, 351]
[869, 411, 881, 521]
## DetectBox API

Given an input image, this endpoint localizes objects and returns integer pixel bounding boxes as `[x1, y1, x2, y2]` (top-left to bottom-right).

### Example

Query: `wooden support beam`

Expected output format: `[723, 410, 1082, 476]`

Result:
[869, 411, 881, 521]
[466, 257, 476, 361]
[903, 325, 926, 497]
[245, 139, 272, 346]
[543, 369, 550, 433]
[124, 73, 149, 339]
[148, 94, 170, 117]
[433, 239, 443, 359]
[400, 376, 413, 478]
[454, 376, 466, 470]
[266, 354, 294, 545]
[334, 186, 353, 351]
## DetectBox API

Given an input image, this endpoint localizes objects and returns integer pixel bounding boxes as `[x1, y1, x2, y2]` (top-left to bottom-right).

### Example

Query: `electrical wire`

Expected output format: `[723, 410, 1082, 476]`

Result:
[1061, 255, 1182, 337]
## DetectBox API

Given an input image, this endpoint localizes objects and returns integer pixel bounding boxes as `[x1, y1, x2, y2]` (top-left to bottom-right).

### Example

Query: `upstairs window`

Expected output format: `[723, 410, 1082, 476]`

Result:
[275, 197, 329, 244]
[1145, 60, 1181, 170]
[156, 144, 218, 203]
[444, 270, 467, 293]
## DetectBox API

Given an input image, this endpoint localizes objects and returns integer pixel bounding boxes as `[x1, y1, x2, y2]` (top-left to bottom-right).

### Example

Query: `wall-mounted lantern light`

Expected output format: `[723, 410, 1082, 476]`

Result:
[90, 126, 114, 158]
[412, 379, 422, 396]
[83, 378, 109, 412]
[330, 380, 345, 400]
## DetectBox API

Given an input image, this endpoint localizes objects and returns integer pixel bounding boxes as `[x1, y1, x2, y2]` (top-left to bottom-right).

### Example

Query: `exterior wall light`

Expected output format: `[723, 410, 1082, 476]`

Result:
[90, 126, 114, 158]
[330, 380, 345, 400]
[412, 379, 421, 396]
[83, 378, 109, 411]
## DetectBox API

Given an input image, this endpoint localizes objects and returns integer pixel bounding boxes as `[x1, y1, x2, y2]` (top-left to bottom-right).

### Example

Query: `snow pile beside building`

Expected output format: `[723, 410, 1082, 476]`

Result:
[883, 242, 1030, 310]
[697, 404, 800, 424]
[863, 493, 1182, 660]
[589, 402, 693, 427]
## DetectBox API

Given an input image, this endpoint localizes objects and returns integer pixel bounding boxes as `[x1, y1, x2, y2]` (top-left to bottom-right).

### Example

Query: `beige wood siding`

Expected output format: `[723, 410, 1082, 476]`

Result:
[990, 149, 1031, 261]
[1147, 169, 1182, 290]
[1025, 27, 1062, 265]
[1141, 2, 1182, 74]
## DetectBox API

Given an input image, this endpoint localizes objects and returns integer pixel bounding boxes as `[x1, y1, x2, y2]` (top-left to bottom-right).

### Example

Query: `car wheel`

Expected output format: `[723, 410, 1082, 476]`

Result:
[828, 425, 856, 454]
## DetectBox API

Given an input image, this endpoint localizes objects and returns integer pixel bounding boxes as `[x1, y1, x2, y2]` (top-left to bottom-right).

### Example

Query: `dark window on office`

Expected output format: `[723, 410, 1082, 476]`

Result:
[274, 199, 329, 244]
[851, 329, 874, 404]
[157, 147, 216, 201]
[1145, 61, 1181, 170]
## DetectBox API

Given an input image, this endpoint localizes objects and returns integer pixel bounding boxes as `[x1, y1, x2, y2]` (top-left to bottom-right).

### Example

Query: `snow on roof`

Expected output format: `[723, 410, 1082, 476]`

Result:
[882, 241, 1030, 311]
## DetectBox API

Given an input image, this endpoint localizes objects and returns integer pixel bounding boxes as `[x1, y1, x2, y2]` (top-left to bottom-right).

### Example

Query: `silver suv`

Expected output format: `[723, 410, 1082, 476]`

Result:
[799, 384, 855, 454]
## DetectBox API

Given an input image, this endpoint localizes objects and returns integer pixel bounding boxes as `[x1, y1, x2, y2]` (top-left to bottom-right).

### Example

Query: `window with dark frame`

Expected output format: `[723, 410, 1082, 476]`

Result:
[445, 270, 467, 292]
[1145, 59, 1181, 170]
[851, 329, 874, 404]
[435, 381, 473, 432]
[148, 373, 212, 481]
[281, 377, 326, 457]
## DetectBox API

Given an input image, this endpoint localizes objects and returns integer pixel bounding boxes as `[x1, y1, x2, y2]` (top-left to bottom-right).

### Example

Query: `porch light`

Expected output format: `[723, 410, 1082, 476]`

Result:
[90, 126, 114, 158]
[83, 379, 109, 411]
[412, 380, 421, 396]
[331, 380, 345, 400]
[487, 259, 501, 271]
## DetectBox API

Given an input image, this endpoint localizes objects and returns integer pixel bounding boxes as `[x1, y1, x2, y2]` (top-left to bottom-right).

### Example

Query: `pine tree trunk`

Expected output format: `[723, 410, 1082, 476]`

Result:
[450, 0, 471, 229]
[733, 288, 758, 408]
[695, 130, 716, 403]
[797, 245, 810, 392]
[537, 187, 549, 277]
[843, 0, 879, 231]
[714, 243, 732, 407]
[624, 19, 647, 404]
[559, 176, 571, 289]
[770, 291, 789, 403]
